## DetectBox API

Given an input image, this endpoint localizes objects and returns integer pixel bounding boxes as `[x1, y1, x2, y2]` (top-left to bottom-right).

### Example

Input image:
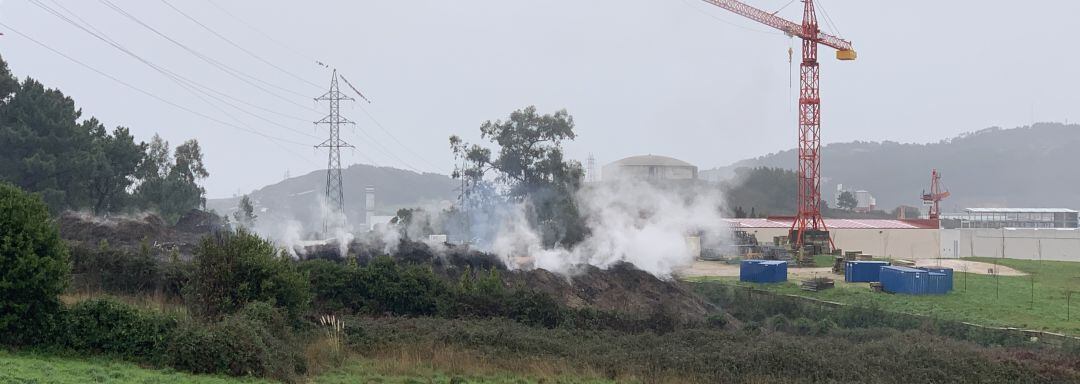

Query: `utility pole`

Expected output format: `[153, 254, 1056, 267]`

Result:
[315, 69, 355, 232]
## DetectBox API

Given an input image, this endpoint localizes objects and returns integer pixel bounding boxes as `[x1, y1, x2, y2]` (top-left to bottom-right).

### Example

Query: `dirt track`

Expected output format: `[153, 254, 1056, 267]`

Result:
[914, 259, 1027, 276]
[676, 259, 1029, 279]
[676, 260, 833, 279]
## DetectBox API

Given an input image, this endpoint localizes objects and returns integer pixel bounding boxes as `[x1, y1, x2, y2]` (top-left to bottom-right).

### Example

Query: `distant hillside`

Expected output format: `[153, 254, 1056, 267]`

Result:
[207, 164, 457, 226]
[701, 123, 1080, 211]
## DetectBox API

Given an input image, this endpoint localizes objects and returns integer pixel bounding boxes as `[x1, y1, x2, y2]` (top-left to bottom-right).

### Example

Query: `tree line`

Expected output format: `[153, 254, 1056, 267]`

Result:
[0, 54, 207, 222]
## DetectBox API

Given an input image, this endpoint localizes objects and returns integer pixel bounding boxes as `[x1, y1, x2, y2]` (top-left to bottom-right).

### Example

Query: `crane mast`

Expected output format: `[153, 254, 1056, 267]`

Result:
[700, 0, 855, 261]
[922, 169, 950, 220]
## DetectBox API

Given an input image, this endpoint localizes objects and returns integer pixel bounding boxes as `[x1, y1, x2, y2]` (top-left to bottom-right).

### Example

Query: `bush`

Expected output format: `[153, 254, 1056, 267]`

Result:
[0, 182, 71, 345]
[185, 229, 310, 320]
[168, 302, 306, 382]
[70, 241, 160, 294]
[54, 298, 176, 363]
[359, 256, 444, 316]
[504, 289, 563, 328]
[301, 256, 446, 317]
[299, 259, 361, 314]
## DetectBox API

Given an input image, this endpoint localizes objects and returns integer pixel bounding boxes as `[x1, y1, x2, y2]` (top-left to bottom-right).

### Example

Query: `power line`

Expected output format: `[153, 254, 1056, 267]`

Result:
[188, 1, 442, 174]
[0, 21, 315, 153]
[94, 0, 322, 113]
[158, 0, 324, 90]
[204, 0, 316, 65]
[338, 72, 446, 173]
[354, 101, 448, 173]
[31, 0, 319, 140]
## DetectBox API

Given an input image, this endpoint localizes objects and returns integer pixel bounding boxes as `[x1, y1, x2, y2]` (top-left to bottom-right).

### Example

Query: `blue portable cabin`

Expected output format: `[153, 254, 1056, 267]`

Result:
[920, 267, 954, 292]
[740, 260, 788, 283]
[880, 266, 953, 295]
[844, 260, 890, 282]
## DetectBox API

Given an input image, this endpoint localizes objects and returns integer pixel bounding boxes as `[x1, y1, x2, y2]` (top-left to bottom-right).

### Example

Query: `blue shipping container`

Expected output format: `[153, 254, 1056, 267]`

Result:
[920, 267, 954, 292]
[880, 266, 952, 295]
[740, 260, 788, 283]
[845, 261, 891, 282]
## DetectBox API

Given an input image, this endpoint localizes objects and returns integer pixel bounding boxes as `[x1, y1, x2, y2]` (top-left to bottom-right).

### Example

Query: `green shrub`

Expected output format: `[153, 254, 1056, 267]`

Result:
[504, 289, 563, 328]
[299, 258, 361, 313]
[55, 298, 176, 363]
[168, 302, 305, 382]
[185, 229, 310, 320]
[359, 256, 444, 316]
[301, 256, 446, 317]
[71, 241, 160, 294]
[0, 182, 71, 345]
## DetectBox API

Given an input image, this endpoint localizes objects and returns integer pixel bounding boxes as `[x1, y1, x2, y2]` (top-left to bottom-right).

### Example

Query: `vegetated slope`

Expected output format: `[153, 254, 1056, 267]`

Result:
[206, 164, 457, 225]
[702, 122, 1080, 210]
[311, 239, 714, 322]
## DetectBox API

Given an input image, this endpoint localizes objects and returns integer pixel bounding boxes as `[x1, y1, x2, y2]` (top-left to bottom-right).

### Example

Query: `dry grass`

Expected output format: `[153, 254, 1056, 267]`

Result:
[306, 314, 348, 375]
[60, 289, 188, 316]
[360, 343, 622, 381]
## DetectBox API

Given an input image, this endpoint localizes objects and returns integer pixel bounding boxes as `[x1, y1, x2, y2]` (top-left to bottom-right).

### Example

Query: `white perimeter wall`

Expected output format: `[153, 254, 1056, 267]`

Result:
[940, 228, 1080, 262]
[743, 228, 942, 259]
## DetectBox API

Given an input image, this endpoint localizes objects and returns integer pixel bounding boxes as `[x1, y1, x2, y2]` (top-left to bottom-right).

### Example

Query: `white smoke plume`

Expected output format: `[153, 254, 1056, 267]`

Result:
[249, 195, 355, 258]
[486, 178, 731, 278]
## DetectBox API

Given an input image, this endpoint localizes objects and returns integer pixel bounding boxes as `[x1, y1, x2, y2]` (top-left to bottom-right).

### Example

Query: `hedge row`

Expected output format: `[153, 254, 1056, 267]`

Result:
[45, 299, 305, 382]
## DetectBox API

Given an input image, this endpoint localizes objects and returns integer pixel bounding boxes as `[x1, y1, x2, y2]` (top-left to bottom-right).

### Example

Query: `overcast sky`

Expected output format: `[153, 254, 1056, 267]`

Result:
[1, 1, 1076, 198]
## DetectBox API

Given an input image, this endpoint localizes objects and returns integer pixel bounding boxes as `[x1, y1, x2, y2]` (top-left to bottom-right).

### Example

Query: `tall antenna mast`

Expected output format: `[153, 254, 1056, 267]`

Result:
[586, 154, 597, 182]
[315, 69, 354, 230]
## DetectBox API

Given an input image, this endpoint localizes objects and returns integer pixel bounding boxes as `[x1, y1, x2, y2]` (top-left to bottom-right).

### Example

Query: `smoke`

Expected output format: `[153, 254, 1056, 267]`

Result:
[240, 176, 730, 279]
[484, 178, 731, 278]
[249, 195, 355, 258]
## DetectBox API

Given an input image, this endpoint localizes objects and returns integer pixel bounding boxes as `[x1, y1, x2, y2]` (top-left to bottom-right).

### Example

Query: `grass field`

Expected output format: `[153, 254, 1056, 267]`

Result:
[0, 350, 271, 384]
[688, 257, 1080, 335]
[0, 350, 613, 384]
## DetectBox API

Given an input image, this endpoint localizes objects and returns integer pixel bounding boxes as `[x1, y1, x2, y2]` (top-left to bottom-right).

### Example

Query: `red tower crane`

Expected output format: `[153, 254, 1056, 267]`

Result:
[699, 0, 855, 255]
[922, 169, 950, 220]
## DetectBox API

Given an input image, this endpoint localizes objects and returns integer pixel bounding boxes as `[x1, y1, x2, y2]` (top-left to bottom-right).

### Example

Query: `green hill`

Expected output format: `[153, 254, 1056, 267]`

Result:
[702, 122, 1080, 211]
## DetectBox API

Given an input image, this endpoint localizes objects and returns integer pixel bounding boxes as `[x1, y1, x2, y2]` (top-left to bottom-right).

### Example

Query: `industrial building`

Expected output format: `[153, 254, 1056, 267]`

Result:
[724, 217, 942, 259]
[601, 155, 697, 181]
[834, 184, 876, 212]
[940, 228, 1080, 262]
[940, 208, 1079, 229]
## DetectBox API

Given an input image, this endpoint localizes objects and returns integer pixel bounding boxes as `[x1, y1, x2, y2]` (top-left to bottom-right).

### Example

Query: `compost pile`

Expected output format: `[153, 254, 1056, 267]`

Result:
[306, 239, 714, 321]
[58, 209, 221, 258]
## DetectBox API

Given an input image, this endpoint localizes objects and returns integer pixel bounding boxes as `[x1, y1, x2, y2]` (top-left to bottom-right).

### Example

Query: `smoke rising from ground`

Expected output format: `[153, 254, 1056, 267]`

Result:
[245, 178, 729, 278]
[487, 178, 731, 277]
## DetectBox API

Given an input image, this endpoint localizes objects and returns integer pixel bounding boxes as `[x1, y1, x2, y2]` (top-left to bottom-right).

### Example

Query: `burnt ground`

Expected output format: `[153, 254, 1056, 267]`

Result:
[306, 239, 716, 322]
[58, 209, 223, 259]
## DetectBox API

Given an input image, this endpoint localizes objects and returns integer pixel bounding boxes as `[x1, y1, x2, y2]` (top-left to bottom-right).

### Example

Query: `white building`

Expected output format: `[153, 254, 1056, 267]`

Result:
[835, 184, 876, 212]
[601, 155, 697, 181]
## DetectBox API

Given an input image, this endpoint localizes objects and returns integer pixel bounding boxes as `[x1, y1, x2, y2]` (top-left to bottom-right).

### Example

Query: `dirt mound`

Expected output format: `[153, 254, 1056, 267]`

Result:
[58, 210, 222, 259]
[507, 263, 714, 322]
[311, 239, 714, 321]
[59, 212, 167, 244]
[173, 209, 225, 233]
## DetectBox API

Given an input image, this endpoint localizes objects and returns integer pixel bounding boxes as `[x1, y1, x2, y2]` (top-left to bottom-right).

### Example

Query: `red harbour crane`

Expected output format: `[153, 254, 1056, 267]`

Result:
[699, 0, 855, 256]
[922, 169, 950, 220]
